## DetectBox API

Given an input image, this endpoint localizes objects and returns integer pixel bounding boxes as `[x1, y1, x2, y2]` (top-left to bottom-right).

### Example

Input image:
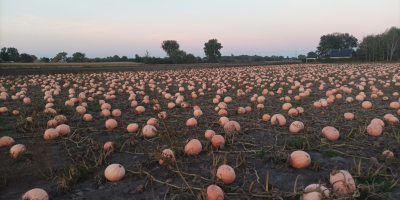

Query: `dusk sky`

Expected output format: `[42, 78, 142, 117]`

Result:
[1, 0, 399, 58]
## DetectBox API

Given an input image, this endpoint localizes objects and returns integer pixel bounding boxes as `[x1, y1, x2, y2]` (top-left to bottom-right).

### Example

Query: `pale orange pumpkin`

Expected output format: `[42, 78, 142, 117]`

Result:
[76, 106, 86, 114]
[362, 101, 372, 109]
[219, 117, 229, 126]
[302, 184, 330, 200]
[271, 114, 286, 126]
[216, 164, 236, 185]
[211, 135, 225, 147]
[105, 119, 118, 129]
[0, 136, 14, 147]
[44, 128, 59, 140]
[56, 124, 70, 135]
[371, 118, 384, 127]
[382, 150, 394, 157]
[322, 126, 340, 141]
[184, 139, 202, 156]
[344, 113, 354, 120]
[262, 114, 270, 121]
[147, 118, 159, 126]
[83, 114, 93, 121]
[367, 123, 382, 136]
[223, 121, 240, 133]
[10, 144, 26, 158]
[142, 125, 157, 138]
[127, 123, 139, 133]
[104, 164, 125, 182]
[207, 185, 224, 200]
[22, 188, 49, 200]
[290, 150, 311, 169]
[186, 118, 197, 127]
[104, 141, 115, 151]
[136, 106, 145, 114]
[289, 121, 304, 133]
[159, 149, 175, 165]
[329, 170, 356, 197]
[205, 130, 216, 139]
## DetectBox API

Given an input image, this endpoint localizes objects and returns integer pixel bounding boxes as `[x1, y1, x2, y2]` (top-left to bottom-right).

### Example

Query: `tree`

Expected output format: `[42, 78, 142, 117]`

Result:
[196, 56, 203, 63]
[170, 50, 186, 64]
[298, 54, 306, 60]
[307, 51, 318, 58]
[19, 53, 34, 63]
[143, 50, 150, 63]
[0, 47, 9, 62]
[133, 54, 142, 62]
[41, 57, 50, 63]
[316, 33, 358, 57]
[185, 53, 197, 64]
[53, 52, 68, 62]
[112, 55, 120, 62]
[30, 55, 38, 61]
[86, 58, 93, 62]
[204, 39, 223, 63]
[161, 40, 180, 57]
[72, 52, 86, 62]
[121, 56, 128, 61]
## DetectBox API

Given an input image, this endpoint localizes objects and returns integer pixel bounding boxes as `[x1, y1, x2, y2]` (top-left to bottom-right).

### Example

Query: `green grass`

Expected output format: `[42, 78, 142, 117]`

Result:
[290, 101, 302, 106]
[113, 137, 124, 142]
[110, 104, 121, 109]
[287, 137, 308, 149]
[86, 102, 101, 112]
[357, 175, 394, 199]
[60, 106, 75, 114]
[322, 151, 339, 158]
[257, 147, 266, 157]
[64, 165, 90, 182]
[0, 116, 17, 129]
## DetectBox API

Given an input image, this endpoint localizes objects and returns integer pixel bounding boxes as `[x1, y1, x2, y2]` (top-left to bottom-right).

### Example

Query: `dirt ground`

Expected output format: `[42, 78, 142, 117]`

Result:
[0, 64, 400, 200]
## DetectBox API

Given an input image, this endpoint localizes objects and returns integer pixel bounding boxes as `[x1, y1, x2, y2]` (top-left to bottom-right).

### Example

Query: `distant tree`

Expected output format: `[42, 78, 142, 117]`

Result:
[0, 47, 9, 62]
[53, 52, 68, 62]
[86, 58, 93, 62]
[121, 56, 128, 61]
[133, 54, 142, 62]
[41, 57, 50, 63]
[143, 50, 150, 63]
[185, 53, 197, 64]
[30, 55, 38, 61]
[170, 50, 187, 64]
[19, 53, 34, 63]
[196, 56, 203, 63]
[112, 55, 120, 62]
[204, 39, 223, 63]
[298, 54, 306, 60]
[307, 51, 318, 58]
[72, 52, 86, 62]
[161, 40, 180, 57]
[316, 33, 358, 57]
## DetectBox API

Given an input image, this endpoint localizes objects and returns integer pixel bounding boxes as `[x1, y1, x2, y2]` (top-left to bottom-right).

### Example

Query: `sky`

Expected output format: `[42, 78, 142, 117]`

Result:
[0, 0, 399, 58]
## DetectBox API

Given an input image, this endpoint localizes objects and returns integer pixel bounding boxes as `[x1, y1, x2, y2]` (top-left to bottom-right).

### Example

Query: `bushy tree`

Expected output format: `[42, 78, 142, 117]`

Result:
[204, 39, 223, 63]
[307, 51, 318, 58]
[72, 52, 86, 62]
[53, 52, 68, 62]
[121, 56, 128, 61]
[316, 33, 358, 57]
[30, 55, 38, 61]
[19, 53, 34, 63]
[41, 57, 50, 63]
[185, 53, 197, 63]
[170, 50, 186, 64]
[161, 40, 180, 57]
[298, 54, 306, 60]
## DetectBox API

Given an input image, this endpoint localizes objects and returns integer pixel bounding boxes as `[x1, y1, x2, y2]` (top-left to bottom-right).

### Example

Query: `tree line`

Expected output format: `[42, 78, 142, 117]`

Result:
[1, 27, 399, 64]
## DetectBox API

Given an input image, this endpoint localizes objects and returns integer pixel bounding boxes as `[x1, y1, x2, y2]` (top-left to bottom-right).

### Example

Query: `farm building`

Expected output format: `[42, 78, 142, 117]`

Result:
[329, 48, 353, 58]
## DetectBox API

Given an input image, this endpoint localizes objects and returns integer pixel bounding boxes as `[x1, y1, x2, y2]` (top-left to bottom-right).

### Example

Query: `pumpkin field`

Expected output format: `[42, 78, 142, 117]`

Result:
[1, 63, 400, 200]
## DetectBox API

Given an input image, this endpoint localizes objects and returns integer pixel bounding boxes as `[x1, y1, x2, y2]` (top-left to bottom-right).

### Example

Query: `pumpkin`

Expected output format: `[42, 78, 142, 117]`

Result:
[382, 150, 394, 157]
[21, 188, 49, 200]
[54, 115, 67, 123]
[302, 184, 330, 200]
[262, 114, 270, 121]
[101, 103, 111, 110]
[223, 121, 240, 133]
[290, 150, 311, 168]
[0, 107, 8, 113]
[136, 106, 145, 114]
[127, 123, 139, 133]
[344, 113, 354, 120]
[142, 125, 157, 138]
[390, 102, 400, 109]
[289, 121, 304, 133]
[271, 114, 286, 126]
[112, 109, 121, 117]
[371, 118, 384, 127]
[216, 164, 236, 185]
[322, 126, 340, 141]
[105, 119, 118, 130]
[10, 144, 26, 158]
[219, 117, 229, 126]
[237, 107, 246, 114]
[47, 119, 58, 128]
[56, 124, 70, 135]
[104, 141, 115, 151]
[367, 123, 382, 136]
[158, 111, 167, 119]
[76, 106, 86, 114]
[0, 136, 15, 147]
[184, 139, 202, 156]
[186, 118, 198, 127]
[329, 170, 356, 197]
[147, 118, 159, 126]
[83, 114, 92, 121]
[207, 185, 224, 200]
[205, 130, 216, 139]
[362, 101, 372, 109]
[288, 108, 298, 116]
[282, 103, 292, 111]
[159, 149, 175, 165]
[211, 135, 225, 147]
[44, 128, 59, 140]
[23, 97, 31, 104]
[104, 164, 125, 182]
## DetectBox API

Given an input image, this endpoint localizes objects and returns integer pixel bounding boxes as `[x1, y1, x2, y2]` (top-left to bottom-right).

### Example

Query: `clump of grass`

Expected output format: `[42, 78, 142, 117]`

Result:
[63, 165, 91, 182]
[60, 106, 75, 114]
[357, 175, 394, 199]
[110, 104, 121, 109]
[290, 101, 302, 106]
[287, 137, 307, 149]
[257, 147, 266, 157]
[86, 102, 101, 112]
[322, 151, 339, 157]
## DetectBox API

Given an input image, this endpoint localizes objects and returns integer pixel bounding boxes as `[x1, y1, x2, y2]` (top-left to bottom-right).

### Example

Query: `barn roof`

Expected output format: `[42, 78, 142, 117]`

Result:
[330, 49, 352, 57]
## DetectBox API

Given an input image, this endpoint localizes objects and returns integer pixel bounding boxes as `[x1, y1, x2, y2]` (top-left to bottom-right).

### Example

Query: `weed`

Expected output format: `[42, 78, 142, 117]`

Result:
[257, 147, 266, 157]
[322, 151, 339, 158]
[60, 107, 75, 114]
[287, 137, 307, 149]
[290, 101, 302, 106]
[113, 137, 124, 142]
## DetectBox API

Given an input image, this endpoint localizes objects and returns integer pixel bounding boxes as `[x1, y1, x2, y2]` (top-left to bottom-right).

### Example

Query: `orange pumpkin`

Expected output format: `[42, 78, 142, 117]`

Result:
[104, 164, 125, 182]
[22, 188, 49, 200]
[290, 150, 311, 169]
[105, 119, 118, 129]
[0, 136, 15, 147]
[10, 144, 26, 158]
[211, 135, 225, 147]
[44, 128, 59, 140]
[329, 170, 356, 197]
[216, 164, 236, 185]
[184, 139, 202, 156]
[142, 125, 157, 138]
[207, 185, 224, 200]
